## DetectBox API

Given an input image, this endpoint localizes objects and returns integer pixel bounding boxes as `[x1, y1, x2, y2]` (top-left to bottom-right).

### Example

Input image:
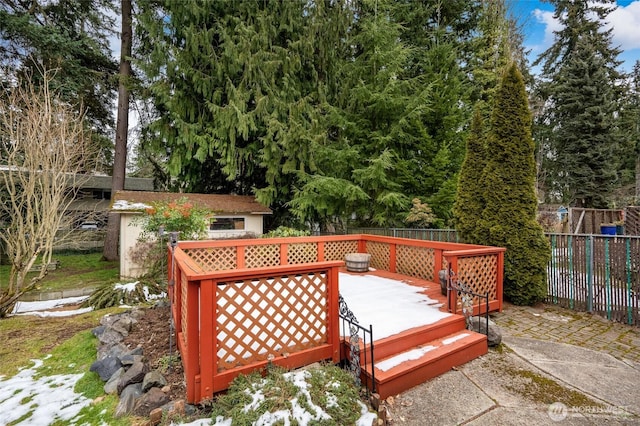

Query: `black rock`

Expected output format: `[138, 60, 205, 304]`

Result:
[90, 356, 123, 382]
[115, 383, 143, 418]
[117, 361, 148, 394]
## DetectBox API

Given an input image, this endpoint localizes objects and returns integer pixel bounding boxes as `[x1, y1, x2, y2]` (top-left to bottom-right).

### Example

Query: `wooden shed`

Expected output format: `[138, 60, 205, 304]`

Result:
[112, 191, 272, 278]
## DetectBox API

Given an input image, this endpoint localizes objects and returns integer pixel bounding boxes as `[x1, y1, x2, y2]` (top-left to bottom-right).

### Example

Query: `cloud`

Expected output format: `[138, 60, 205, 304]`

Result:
[606, 1, 640, 50]
[531, 8, 562, 53]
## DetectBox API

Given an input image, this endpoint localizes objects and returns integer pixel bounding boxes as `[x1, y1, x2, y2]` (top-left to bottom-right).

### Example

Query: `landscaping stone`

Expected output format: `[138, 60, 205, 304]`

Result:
[117, 361, 148, 394]
[98, 328, 126, 347]
[142, 370, 167, 392]
[115, 383, 143, 418]
[92, 308, 186, 423]
[90, 355, 123, 381]
[110, 316, 135, 337]
[133, 387, 170, 417]
[469, 316, 502, 347]
[98, 342, 128, 360]
[119, 353, 144, 367]
[104, 367, 125, 394]
[91, 325, 106, 338]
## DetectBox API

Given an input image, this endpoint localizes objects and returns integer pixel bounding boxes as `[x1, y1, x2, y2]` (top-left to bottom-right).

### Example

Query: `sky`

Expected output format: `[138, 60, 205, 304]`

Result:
[513, 0, 640, 72]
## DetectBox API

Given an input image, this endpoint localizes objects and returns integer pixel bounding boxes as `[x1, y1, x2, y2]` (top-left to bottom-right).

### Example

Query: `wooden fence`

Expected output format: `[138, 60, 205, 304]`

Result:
[168, 234, 505, 403]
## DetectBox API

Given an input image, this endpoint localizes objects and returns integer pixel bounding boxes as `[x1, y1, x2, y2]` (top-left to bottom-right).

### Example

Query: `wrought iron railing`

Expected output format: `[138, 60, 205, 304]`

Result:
[338, 294, 376, 395]
[447, 268, 490, 336]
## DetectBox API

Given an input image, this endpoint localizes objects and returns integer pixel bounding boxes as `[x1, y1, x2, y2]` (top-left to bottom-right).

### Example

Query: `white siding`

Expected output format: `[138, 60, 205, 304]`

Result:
[119, 213, 265, 279]
[120, 213, 147, 279]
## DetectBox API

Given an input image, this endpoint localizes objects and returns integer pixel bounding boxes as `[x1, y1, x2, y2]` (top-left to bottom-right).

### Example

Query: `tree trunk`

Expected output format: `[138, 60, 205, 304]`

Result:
[103, 0, 132, 261]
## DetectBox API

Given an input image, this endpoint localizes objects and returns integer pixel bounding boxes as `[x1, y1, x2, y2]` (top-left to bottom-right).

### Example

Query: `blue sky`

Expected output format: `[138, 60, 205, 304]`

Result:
[512, 0, 640, 73]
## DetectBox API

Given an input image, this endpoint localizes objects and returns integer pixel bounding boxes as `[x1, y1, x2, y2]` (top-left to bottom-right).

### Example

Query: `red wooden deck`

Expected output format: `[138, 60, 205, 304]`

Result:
[168, 234, 503, 403]
[339, 268, 487, 399]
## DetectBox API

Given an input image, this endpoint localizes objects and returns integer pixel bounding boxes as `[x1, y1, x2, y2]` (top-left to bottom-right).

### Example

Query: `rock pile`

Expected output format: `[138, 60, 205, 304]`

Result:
[89, 307, 195, 422]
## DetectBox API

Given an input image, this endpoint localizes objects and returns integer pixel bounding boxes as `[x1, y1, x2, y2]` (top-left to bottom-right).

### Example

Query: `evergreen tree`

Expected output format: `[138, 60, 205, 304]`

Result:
[453, 106, 486, 243]
[617, 61, 640, 202]
[534, 0, 623, 207]
[0, 0, 118, 168]
[552, 36, 620, 207]
[136, 0, 349, 226]
[480, 63, 550, 306]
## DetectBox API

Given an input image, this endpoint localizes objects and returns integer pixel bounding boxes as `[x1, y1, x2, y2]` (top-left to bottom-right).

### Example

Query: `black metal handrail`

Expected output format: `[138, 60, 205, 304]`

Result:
[447, 268, 490, 336]
[338, 293, 376, 395]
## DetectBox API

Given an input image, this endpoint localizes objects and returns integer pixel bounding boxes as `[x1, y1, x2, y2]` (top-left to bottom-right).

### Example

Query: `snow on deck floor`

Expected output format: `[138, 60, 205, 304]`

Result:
[338, 272, 451, 340]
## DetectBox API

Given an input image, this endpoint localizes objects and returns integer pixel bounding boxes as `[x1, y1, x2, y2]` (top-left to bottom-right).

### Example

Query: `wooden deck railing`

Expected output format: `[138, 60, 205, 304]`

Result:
[168, 234, 504, 403]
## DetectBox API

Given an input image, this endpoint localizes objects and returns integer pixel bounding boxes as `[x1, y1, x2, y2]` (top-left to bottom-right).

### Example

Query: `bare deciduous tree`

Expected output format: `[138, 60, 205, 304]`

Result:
[0, 70, 97, 317]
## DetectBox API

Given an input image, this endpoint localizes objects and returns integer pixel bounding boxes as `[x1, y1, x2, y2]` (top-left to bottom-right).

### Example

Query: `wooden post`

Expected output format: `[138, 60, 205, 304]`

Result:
[434, 249, 443, 282]
[237, 246, 245, 269]
[389, 243, 396, 273]
[496, 252, 504, 312]
[327, 265, 340, 362]
[199, 279, 215, 401]
[185, 279, 200, 403]
[317, 242, 325, 262]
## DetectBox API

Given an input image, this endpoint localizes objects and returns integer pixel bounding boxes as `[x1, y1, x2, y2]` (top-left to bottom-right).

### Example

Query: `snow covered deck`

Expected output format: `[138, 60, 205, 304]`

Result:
[169, 234, 503, 403]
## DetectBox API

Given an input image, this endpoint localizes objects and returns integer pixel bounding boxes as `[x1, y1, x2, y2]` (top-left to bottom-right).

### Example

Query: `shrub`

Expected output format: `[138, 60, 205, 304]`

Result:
[262, 226, 311, 238]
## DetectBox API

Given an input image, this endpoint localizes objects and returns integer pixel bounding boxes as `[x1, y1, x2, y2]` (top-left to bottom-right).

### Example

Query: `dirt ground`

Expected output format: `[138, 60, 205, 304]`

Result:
[122, 305, 187, 403]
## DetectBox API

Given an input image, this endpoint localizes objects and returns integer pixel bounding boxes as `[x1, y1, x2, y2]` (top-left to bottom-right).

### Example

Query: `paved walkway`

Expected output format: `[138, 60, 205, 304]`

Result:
[386, 302, 640, 425]
[491, 302, 640, 365]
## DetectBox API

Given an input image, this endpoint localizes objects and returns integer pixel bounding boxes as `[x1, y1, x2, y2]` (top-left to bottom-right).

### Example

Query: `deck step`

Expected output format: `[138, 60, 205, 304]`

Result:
[364, 330, 487, 399]
[370, 314, 466, 361]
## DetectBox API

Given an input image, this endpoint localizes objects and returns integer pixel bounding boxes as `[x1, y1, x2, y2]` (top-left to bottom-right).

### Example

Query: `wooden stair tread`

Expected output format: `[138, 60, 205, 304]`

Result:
[365, 330, 487, 382]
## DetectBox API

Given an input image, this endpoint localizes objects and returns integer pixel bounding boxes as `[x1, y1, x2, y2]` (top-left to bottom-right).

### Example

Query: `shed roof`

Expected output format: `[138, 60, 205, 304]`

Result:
[112, 191, 272, 215]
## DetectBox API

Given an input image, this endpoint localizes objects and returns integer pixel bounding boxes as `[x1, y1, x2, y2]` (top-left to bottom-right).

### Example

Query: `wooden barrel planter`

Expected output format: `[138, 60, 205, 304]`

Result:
[345, 253, 371, 272]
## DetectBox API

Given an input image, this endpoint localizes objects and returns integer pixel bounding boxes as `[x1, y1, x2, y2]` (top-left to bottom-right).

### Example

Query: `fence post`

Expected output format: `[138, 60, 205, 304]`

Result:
[568, 234, 574, 309]
[605, 238, 611, 320]
[199, 279, 215, 401]
[587, 235, 593, 313]
[626, 238, 632, 325]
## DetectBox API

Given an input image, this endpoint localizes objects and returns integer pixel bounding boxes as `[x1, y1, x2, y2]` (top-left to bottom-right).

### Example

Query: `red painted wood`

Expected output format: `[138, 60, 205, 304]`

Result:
[389, 243, 397, 273]
[212, 345, 335, 393]
[236, 246, 245, 269]
[170, 234, 505, 403]
[497, 251, 505, 312]
[199, 279, 215, 401]
[364, 332, 487, 399]
[317, 242, 325, 261]
[327, 265, 340, 362]
[366, 316, 466, 362]
[184, 280, 200, 403]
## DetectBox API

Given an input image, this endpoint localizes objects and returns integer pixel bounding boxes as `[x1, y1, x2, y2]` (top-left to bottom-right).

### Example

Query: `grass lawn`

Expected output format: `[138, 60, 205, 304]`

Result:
[0, 251, 119, 293]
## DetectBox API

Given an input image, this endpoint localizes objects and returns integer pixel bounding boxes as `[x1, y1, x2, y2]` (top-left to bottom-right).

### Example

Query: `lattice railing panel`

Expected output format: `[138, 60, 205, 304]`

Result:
[324, 240, 359, 262]
[216, 273, 328, 371]
[287, 243, 318, 265]
[455, 255, 498, 306]
[181, 271, 188, 343]
[396, 245, 435, 281]
[245, 244, 280, 269]
[366, 241, 390, 271]
[184, 247, 236, 271]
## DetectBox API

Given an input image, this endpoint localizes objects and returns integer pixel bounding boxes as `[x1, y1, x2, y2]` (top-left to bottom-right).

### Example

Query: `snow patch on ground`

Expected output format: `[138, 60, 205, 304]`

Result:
[0, 359, 90, 426]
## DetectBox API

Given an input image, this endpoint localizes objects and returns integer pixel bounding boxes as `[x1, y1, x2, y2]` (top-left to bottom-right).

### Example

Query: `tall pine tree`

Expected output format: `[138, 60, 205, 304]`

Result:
[534, 0, 622, 207]
[453, 105, 486, 243]
[480, 63, 550, 305]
